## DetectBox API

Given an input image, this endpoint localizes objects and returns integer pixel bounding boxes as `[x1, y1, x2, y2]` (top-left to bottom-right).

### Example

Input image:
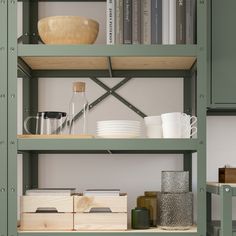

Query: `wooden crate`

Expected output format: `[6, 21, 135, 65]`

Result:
[20, 213, 74, 231]
[219, 168, 236, 183]
[20, 196, 74, 231]
[20, 196, 74, 213]
[74, 213, 127, 231]
[74, 194, 127, 213]
[74, 194, 127, 231]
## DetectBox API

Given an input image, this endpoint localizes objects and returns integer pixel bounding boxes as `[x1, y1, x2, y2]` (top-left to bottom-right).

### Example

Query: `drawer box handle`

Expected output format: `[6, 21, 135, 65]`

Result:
[36, 207, 58, 213]
[89, 207, 112, 213]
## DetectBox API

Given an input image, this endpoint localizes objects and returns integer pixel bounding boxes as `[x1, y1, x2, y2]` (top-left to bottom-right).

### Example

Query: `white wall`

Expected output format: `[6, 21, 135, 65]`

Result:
[17, 1, 236, 225]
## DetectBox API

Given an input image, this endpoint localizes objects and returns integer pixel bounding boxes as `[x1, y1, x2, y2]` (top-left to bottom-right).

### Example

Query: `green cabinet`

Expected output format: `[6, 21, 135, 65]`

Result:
[209, 0, 236, 110]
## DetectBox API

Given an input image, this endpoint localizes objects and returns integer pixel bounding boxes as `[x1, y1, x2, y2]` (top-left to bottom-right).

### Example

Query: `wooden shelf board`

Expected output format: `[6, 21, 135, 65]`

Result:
[21, 56, 196, 70]
[207, 182, 236, 188]
[18, 225, 197, 233]
[18, 135, 94, 139]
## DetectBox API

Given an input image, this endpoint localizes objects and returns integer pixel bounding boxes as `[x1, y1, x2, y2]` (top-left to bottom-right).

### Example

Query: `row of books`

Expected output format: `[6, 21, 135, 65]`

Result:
[26, 188, 120, 196]
[106, 0, 196, 45]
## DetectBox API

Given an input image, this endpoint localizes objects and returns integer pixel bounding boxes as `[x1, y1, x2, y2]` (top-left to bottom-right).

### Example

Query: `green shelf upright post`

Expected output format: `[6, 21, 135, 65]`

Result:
[8, 0, 18, 236]
[0, 0, 8, 235]
[21, 0, 39, 194]
[196, 0, 208, 235]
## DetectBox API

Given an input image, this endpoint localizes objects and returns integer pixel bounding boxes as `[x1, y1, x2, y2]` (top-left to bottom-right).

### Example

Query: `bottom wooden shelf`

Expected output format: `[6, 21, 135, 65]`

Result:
[18, 226, 197, 235]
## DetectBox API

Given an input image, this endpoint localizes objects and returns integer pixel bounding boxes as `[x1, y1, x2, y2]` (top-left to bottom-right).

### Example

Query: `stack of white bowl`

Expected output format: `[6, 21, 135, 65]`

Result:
[144, 116, 163, 138]
[97, 120, 141, 138]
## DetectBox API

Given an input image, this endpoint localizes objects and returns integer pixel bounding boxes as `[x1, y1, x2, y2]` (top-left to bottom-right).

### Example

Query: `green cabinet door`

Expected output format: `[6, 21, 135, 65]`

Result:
[211, 0, 236, 106]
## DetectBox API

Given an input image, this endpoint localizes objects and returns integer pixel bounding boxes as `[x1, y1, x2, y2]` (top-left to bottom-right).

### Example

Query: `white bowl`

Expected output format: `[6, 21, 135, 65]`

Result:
[144, 116, 162, 125]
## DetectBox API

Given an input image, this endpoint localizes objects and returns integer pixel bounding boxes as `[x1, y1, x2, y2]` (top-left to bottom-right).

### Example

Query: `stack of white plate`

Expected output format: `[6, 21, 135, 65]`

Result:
[97, 120, 141, 138]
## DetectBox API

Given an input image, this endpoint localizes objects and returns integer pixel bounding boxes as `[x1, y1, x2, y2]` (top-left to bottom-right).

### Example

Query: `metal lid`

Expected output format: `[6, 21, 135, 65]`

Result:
[38, 111, 67, 119]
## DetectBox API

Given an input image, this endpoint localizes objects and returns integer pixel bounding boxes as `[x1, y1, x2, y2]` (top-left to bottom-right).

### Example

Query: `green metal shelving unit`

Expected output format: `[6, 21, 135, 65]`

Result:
[4, 0, 208, 236]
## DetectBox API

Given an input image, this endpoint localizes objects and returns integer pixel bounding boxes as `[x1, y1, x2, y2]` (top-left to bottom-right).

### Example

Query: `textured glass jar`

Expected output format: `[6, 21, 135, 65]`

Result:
[160, 192, 193, 230]
[68, 82, 89, 134]
[137, 191, 159, 227]
[161, 171, 189, 193]
[131, 207, 150, 229]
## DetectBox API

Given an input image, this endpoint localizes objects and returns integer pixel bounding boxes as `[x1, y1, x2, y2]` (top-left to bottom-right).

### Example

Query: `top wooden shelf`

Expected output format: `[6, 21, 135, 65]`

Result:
[18, 45, 197, 71]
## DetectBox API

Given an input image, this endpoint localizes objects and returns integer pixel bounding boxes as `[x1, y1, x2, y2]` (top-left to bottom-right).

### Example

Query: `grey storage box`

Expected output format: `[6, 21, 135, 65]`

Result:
[161, 171, 189, 193]
[160, 192, 193, 230]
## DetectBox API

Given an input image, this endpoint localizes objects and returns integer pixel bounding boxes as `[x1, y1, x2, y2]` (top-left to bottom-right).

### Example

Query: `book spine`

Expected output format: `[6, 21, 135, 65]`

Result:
[123, 0, 132, 44]
[162, 0, 169, 44]
[186, 0, 196, 44]
[169, 0, 176, 44]
[107, 0, 115, 44]
[176, 0, 186, 44]
[132, 0, 141, 44]
[151, 0, 162, 44]
[116, 0, 123, 44]
[141, 0, 151, 44]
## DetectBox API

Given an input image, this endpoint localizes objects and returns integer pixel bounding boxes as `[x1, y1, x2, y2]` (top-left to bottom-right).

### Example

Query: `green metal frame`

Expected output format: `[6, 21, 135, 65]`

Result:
[0, 0, 8, 236]
[6, 0, 208, 236]
[207, 184, 235, 236]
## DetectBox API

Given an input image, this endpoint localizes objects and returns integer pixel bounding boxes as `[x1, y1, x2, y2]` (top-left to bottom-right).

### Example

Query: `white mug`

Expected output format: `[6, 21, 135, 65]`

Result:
[182, 125, 197, 138]
[162, 122, 182, 138]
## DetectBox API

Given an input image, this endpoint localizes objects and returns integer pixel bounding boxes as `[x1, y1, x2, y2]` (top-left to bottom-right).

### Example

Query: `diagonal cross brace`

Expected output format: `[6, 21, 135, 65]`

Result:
[89, 77, 147, 118]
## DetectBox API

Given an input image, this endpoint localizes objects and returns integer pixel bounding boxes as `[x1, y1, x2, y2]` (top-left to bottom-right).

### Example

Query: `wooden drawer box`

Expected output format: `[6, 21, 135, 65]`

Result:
[219, 168, 236, 183]
[20, 213, 74, 231]
[74, 213, 127, 231]
[74, 194, 127, 231]
[20, 196, 74, 231]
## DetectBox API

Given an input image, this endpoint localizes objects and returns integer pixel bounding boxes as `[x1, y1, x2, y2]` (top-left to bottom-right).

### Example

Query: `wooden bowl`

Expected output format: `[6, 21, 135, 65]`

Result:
[38, 16, 99, 44]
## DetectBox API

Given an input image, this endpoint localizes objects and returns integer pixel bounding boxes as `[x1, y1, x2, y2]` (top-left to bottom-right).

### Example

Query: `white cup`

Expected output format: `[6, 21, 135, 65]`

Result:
[146, 125, 163, 138]
[162, 122, 182, 138]
[144, 116, 162, 126]
[182, 125, 197, 138]
[161, 112, 183, 123]
[182, 114, 197, 126]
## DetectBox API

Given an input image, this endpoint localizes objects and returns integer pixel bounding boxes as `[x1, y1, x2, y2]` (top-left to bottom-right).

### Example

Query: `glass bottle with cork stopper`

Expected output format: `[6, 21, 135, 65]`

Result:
[68, 82, 88, 135]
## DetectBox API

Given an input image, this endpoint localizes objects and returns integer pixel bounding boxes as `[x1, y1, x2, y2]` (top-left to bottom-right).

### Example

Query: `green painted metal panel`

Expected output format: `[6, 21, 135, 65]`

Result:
[212, 0, 236, 105]
[17, 232, 198, 236]
[17, 139, 198, 153]
[18, 44, 198, 57]
[220, 186, 233, 236]
[8, 0, 18, 236]
[30, 70, 191, 78]
[196, 0, 207, 235]
[0, 0, 8, 235]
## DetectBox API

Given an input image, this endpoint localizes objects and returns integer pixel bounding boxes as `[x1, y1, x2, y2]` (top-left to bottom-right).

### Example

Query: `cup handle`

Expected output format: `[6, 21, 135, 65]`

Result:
[190, 127, 197, 137]
[23, 116, 37, 134]
[190, 116, 197, 126]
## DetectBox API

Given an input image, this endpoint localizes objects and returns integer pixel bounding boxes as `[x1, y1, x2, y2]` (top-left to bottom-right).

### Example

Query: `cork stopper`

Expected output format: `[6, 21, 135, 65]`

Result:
[73, 82, 86, 92]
